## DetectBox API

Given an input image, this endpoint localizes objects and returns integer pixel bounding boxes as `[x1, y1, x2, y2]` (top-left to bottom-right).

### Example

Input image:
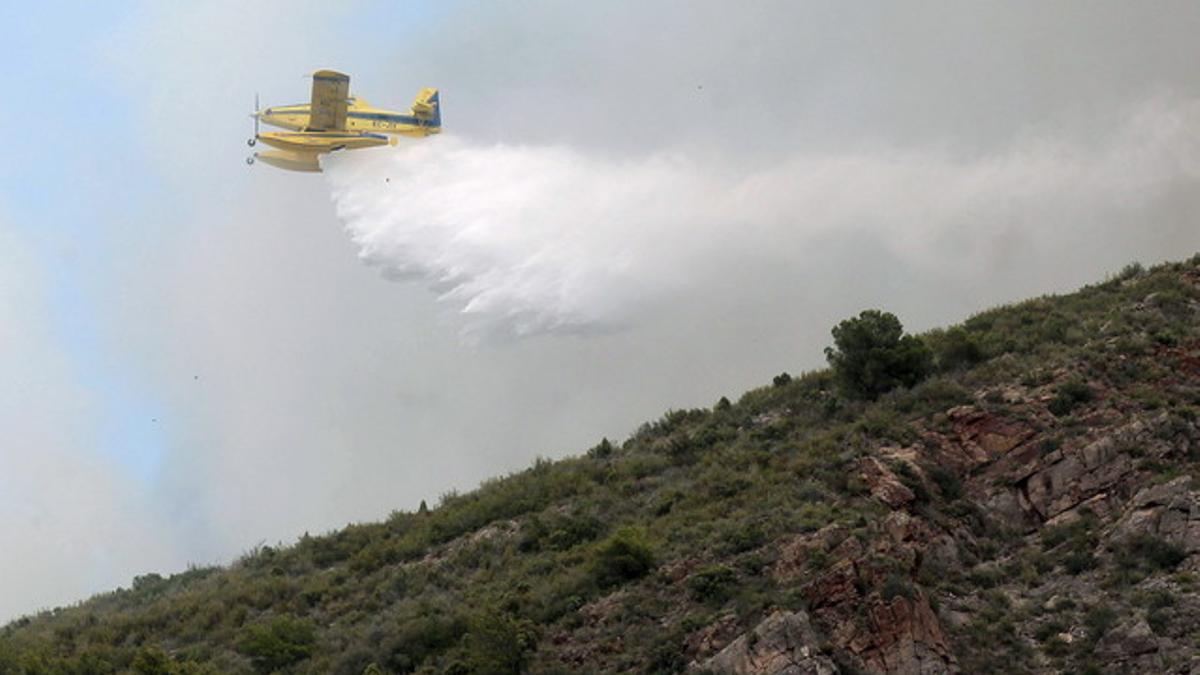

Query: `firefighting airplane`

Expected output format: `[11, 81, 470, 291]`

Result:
[247, 70, 441, 172]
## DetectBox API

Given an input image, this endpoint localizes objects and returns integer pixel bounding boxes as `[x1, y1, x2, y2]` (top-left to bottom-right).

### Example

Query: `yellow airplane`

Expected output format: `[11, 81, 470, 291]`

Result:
[247, 70, 441, 172]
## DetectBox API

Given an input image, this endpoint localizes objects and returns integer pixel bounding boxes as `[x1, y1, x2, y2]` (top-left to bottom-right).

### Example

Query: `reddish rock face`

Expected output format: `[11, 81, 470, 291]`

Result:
[794, 507, 954, 674]
[948, 406, 1037, 461]
[773, 525, 849, 583]
[803, 562, 952, 674]
[1157, 342, 1200, 379]
[685, 612, 740, 661]
[855, 593, 951, 675]
[858, 457, 916, 508]
[920, 407, 1039, 483]
[805, 558, 862, 610]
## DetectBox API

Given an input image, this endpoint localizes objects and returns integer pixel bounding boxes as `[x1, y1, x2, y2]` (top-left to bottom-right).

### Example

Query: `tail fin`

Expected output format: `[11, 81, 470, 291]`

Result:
[410, 88, 441, 127]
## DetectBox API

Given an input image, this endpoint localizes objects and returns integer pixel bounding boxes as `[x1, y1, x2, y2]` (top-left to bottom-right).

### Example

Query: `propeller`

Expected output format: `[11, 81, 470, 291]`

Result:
[247, 93, 259, 147]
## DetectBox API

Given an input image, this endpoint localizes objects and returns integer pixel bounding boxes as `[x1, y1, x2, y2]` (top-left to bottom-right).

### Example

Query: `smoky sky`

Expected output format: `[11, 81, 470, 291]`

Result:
[399, 2, 1200, 156]
[4, 1, 1200, 621]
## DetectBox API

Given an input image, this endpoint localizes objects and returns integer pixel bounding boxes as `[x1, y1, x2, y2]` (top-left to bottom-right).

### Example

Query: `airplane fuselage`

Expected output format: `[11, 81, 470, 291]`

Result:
[258, 100, 442, 138]
[247, 73, 440, 172]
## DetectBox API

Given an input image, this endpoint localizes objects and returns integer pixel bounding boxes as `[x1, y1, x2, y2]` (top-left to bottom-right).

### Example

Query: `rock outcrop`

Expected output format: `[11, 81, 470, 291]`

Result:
[696, 611, 838, 675]
[1111, 476, 1200, 556]
[796, 513, 953, 675]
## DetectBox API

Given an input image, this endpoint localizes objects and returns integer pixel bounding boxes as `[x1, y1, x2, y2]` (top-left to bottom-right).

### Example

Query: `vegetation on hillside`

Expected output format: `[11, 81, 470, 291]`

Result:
[2, 255, 1199, 674]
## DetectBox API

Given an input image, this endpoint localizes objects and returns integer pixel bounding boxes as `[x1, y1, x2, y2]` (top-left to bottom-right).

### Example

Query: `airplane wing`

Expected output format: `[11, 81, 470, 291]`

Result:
[308, 70, 350, 131]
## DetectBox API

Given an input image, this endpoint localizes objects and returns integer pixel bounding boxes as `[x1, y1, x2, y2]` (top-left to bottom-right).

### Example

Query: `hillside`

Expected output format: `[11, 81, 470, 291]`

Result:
[4, 256, 1200, 675]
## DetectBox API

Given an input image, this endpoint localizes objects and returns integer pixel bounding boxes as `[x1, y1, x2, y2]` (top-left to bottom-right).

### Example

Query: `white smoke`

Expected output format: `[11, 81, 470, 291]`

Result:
[324, 139, 723, 337]
[324, 97, 1200, 340]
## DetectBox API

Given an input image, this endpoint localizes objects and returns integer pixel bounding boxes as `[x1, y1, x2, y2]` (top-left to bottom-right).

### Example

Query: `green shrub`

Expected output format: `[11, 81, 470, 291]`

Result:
[236, 615, 317, 674]
[881, 574, 915, 601]
[687, 565, 737, 603]
[1116, 262, 1145, 281]
[459, 608, 537, 675]
[131, 573, 166, 594]
[1038, 515, 1103, 576]
[825, 310, 934, 400]
[587, 438, 615, 459]
[856, 409, 917, 444]
[521, 512, 604, 553]
[1038, 436, 1062, 457]
[1040, 516, 1095, 550]
[928, 327, 985, 372]
[792, 501, 836, 533]
[964, 562, 1004, 589]
[591, 527, 655, 588]
[1083, 604, 1117, 644]
[719, 521, 767, 555]
[1061, 549, 1097, 575]
[1113, 533, 1187, 575]
[383, 608, 469, 671]
[645, 628, 688, 673]
[131, 646, 172, 675]
[928, 466, 962, 500]
[1147, 607, 1171, 635]
[1034, 619, 1067, 643]
[901, 377, 972, 416]
[1048, 379, 1093, 417]
[891, 461, 930, 504]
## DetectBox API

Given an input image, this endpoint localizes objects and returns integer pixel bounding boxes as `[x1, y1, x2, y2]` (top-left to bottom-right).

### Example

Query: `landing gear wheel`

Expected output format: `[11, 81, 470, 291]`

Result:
[246, 156, 255, 165]
[247, 138, 257, 147]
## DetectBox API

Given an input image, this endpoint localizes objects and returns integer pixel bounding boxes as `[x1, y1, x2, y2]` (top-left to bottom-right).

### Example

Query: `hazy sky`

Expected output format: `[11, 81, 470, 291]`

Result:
[3, 1, 1200, 621]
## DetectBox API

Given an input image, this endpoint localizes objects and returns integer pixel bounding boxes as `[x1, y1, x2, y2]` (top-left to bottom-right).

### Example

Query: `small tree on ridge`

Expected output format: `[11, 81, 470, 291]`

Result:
[825, 309, 932, 400]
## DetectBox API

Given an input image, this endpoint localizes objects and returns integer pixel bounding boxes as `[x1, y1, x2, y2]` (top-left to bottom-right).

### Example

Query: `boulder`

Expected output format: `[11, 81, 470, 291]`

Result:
[1112, 476, 1200, 554]
[1097, 619, 1158, 658]
[859, 457, 915, 508]
[695, 610, 838, 675]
